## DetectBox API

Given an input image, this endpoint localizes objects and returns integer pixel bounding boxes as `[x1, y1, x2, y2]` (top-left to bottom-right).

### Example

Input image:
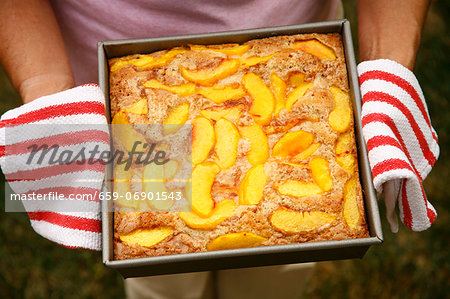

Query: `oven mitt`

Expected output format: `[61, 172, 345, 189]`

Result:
[0, 84, 109, 250]
[358, 59, 439, 232]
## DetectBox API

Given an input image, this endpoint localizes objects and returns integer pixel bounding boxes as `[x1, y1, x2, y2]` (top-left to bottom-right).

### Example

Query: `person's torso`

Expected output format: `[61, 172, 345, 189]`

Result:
[50, 0, 339, 84]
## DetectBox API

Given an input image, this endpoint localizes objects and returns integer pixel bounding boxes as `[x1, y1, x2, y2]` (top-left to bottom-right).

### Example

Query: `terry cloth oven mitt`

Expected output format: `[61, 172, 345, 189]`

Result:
[358, 59, 439, 232]
[0, 84, 109, 250]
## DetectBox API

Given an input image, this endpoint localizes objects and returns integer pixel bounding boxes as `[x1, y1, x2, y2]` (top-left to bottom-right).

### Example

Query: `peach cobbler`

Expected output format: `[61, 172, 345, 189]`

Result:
[109, 33, 369, 260]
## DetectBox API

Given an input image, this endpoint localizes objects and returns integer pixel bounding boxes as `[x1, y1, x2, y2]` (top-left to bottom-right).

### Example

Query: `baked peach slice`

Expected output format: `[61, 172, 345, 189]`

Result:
[163, 102, 190, 135]
[335, 132, 353, 155]
[272, 130, 314, 157]
[343, 177, 360, 228]
[113, 162, 136, 209]
[178, 200, 237, 230]
[180, 59, 240, 86]
[110, 55, 155, 72]
[114, 48, 185, 72]
[289, 72, 305, 87]
[190, 162, 220, 217]
[276, 180, 323, 197]
[142, 162, 174, 211]
[336, 154, 356, 175]
[242, 73, 275, 125]
[292, 143, 321, 162]
[111, 109, 129, 125]
[207, 232, 267, 251]
[111, 110, 147, 153]
[214, 118, 240, 169]
[285, 82, 313, 110]
[123, 97, 148, 115]
[119, 227, 173, 247]
[240, 52, 279, 68]
[239, 164, 267, 205]
[310, 157, 333, 192]
[239, 123, 269, 165]
[164, 160, 179, 180]
[292, 39, 336, 60]
[147, 48, 187, 68]
[197, 85, 246, 103]
[328, 87, 352, 133]
[190, 44, 250, 56]
[200, 104, 244, 122]
[192, 117, 215, 165]
[270, 72, 287, 116]
[143, 80, 196, 96]
[111, 48, 186, 72]
[270, 207, 336, 233]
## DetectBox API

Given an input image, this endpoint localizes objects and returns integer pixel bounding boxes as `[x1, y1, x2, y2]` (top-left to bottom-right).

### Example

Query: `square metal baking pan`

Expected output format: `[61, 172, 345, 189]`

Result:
[98, 19, 383, 278]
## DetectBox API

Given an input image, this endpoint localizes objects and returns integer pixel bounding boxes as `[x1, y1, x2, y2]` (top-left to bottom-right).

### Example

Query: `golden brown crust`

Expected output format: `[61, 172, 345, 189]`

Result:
[110, 33, 369, 261]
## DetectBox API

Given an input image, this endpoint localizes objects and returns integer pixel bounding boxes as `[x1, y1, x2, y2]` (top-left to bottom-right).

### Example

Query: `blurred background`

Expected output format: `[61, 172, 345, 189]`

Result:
[0, 1, 448, 298]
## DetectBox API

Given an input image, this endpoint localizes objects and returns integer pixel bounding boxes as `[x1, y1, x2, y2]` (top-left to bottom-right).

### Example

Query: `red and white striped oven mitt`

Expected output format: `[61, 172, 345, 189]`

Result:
[358, 59, 439, 232]
[0, 84, 109, 250]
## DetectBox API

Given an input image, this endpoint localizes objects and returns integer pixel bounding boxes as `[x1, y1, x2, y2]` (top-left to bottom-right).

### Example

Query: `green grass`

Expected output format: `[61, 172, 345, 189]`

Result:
[0, 1, 449, 298]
